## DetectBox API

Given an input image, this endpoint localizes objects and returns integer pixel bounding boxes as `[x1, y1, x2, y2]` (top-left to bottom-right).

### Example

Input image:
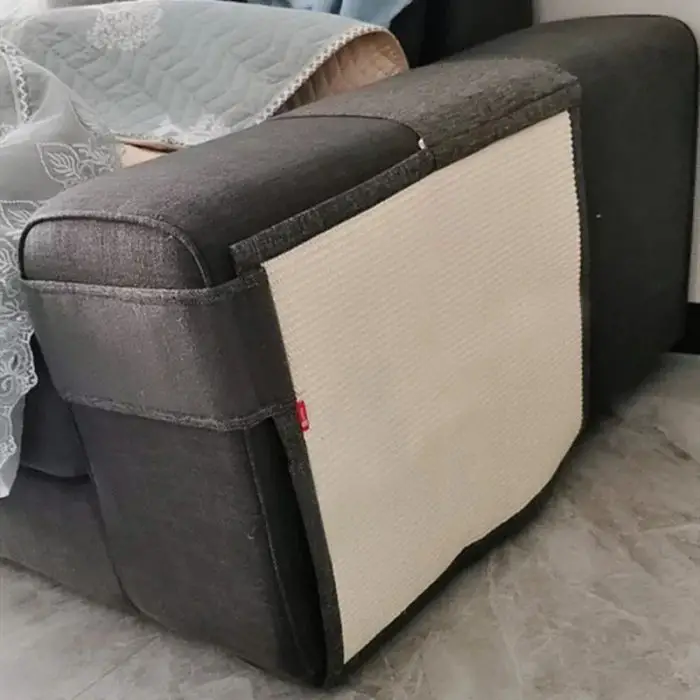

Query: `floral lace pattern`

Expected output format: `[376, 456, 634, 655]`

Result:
[87, 1, 163, 52]
[0, 201, 37, 477]
[0, 41, 119, 497]
[38, 140, 118, 187]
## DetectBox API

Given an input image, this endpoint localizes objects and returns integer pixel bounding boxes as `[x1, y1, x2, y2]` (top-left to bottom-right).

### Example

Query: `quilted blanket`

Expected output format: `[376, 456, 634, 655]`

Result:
[0, 0, 407, 496]
[1, 0, 406, 145]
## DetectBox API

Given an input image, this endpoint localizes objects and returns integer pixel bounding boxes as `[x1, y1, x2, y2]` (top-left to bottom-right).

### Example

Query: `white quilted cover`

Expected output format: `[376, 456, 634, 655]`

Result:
[0, 1, 407, 147]
[264, 111, 584, 661]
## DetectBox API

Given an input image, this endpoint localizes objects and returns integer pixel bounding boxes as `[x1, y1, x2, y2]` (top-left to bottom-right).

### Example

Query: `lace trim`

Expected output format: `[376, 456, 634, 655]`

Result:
[0, 45, 37, 483]
[1, 40, 30, 124]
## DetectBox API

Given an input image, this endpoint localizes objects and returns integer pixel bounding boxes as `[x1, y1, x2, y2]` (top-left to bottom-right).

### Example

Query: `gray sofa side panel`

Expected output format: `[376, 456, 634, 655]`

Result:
[469, 16, 698, 414]
[0, 473, 124, 607]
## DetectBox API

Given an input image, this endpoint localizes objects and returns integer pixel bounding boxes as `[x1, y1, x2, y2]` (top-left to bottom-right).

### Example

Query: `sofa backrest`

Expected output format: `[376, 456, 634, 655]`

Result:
[391, 0, 533, 66]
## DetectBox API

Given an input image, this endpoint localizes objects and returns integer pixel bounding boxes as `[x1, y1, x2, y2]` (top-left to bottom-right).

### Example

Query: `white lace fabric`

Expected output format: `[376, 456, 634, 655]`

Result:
[0, 208, 37, 498]
[0, 3, 233, 497]
[0, 0, 405, 497]
[0, 40, 119, 497]
[0, 3, 260, 496]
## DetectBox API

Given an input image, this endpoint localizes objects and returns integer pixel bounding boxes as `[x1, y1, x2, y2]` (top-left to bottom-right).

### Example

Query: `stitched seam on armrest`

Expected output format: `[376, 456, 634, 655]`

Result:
[275, 112, 424, 145]
[277, 79, 579, 156]
[61, 392, 297, 432]
[24, 271, 263, 303]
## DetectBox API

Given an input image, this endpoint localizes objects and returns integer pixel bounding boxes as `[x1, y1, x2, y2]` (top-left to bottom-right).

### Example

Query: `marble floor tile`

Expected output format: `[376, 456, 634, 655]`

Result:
[0, 567, 156, 700]
[74, 634, 374, 700]
[5, 354, 700, 699]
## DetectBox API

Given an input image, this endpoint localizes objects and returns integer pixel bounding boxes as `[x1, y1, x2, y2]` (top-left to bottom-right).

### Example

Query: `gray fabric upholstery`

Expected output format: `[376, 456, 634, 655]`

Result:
[468, 16, 698, 414]
[19, 50, 581, 682]
[20, 347, 88, 478]
[21, 55, 578, 431]
[281, 56, 578, 168]
[232, 56, 578, 270]
[23, 117, 421, 288]
[0, 471, 124, 606]
[74, 407, 326, 682]
[230, 150, 432, 272]
[22, 57, 576, 285]
[24, 273, 296, 429]
[6, 9, 698, 686]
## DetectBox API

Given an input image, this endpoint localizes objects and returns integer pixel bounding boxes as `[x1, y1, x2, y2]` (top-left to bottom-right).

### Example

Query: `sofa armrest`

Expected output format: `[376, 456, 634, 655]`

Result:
[17, 15, 695, 684]
[20, 53, 584, 683]
[21, 50, 585, 681]
[21, 54, 578, 289]
[20, 53, 581, 429]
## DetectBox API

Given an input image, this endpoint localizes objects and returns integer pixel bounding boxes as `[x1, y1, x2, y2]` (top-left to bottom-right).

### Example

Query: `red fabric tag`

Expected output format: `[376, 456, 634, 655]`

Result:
[296, 400, 310, 432]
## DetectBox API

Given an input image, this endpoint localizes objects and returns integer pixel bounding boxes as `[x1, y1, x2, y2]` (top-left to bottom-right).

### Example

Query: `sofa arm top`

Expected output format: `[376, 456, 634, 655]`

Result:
[22, 54, 578, 289]
[278, 55, 578, 167]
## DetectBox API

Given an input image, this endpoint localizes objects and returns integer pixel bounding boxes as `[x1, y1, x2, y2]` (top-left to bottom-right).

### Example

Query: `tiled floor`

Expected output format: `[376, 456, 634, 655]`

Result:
[3, 354, 700, 699]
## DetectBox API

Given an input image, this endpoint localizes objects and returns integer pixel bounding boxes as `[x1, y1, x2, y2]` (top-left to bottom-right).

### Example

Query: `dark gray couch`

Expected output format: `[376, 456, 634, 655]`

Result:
[2, 0, 697, 685]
